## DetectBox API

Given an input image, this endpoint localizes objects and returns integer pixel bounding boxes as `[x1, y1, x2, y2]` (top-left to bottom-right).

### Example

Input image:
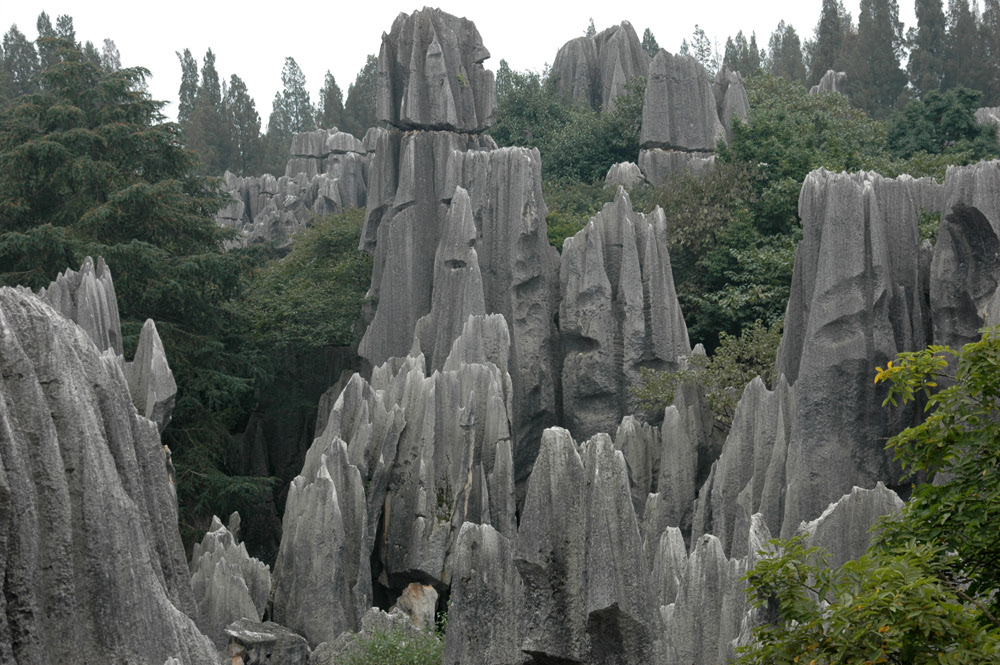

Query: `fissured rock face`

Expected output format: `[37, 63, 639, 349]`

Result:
[0, 287, 216, 664]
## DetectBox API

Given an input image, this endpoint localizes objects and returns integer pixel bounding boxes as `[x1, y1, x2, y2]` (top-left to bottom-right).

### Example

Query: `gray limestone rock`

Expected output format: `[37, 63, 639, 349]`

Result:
[641, 50, 725, 152]
[376, 8, 497, 132]
[560, 187, 690, 440]
[606, 161, 645, 189]
[37, 255, 123, 355]
[776, 169, 929, 536]
[443, 523, 524, 665]
[581, 434, 652, 664]
[124, 318, 177, 432]
[809, 69, 848, 95]
[639, 148, 716, 185]
[446, 146, 560, 490]
[796, 483, 904, 570]
[0, 286, 216, 664]
[551, 21, 650, 112]
[663, 534, 729, 665]
[650, 527, 687, 608]
[310, 608, 422, 665]
[412, 187, 486, 370]
[930, 204, 1000, 348]
[190, 514, 271, 650]
[225, 618, 310, 665]
[713, 66, 750, 141]
[515, 427, 589, 663]
[976, 107, 1000, 141]
[941, 160, 1000, 235]
[615, 415, 660, 514]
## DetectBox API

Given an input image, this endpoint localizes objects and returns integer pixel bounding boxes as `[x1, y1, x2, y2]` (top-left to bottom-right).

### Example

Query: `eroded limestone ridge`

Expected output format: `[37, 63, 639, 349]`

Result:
[0, 286, 215, 664]
[376, 7, 497, 133]
[550, 21, 650, 113]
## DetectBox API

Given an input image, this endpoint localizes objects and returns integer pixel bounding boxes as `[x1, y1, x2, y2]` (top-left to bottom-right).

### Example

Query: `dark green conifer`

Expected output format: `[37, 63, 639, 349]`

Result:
[909, 0, 947, 97]
[316, 70, 343, 129]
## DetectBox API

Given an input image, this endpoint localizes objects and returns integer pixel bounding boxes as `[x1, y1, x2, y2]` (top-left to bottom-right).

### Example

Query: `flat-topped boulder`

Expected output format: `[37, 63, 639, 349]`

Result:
[641, 50, 725, 152]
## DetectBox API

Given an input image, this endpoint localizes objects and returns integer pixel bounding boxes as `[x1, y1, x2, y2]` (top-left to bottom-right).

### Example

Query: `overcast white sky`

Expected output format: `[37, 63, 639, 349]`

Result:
[4, 2, 917, 122]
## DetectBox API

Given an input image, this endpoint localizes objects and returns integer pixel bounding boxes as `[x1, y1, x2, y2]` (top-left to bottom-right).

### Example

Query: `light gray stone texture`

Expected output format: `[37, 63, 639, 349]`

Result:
[443, 523, 524, 665]
[560, 187, 690, 441]
[391, 583, 439, 632]
[605, 161, 645, 189]
[0, 286, 216, 664]
[124, 318, 177, 432]
[225, 618, 310, 665]
[189, 514, 271, 650]
[376, 8, 497, 132]
[310, 608, 421, 665]
[713, 66, 750, 141]
[796, 483, 904, 570]
[551, 21, 650, 112]
[37, 255, 123, 355]
[639, 148, 716, 185]
[641, 50, 725, 152]
[809, 69, 848, 95]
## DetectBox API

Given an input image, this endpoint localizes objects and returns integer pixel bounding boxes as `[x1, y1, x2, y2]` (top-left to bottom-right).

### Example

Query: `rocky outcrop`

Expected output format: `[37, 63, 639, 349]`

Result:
[560, 186, 690, 440]
[776, 169, 932, 535]
[796, 482, 904, 569]
[605, 161, 645, 189]
[37, 255, 123, 355]
[641, 50, 724, 153]
[310, 608, 422, 665]
[376, 8, 497, 132]
[190, 514, 271, 649]
[713, 66, 750, 142]
[124, 318, 177, 432]
[551, 21, 650, 112]
[0, 286, 216, 663]
[810, 69, 848, 95]
[217, 127, 371, 246]
[975, 106, 1000, 141]
[391, 583, 439, 631]
[639, 148, 716, 185]
[443, 523, 524, 665]
[225, 618, 310, 665]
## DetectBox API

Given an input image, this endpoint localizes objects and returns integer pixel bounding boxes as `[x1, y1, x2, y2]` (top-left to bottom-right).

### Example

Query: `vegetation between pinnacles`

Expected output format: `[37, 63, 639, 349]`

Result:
[737, 329, 1000, 664]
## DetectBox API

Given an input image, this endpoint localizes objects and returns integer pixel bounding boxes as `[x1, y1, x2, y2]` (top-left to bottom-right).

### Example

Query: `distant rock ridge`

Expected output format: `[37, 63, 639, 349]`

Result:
[809, 69, 848, 95]
[550, 21, 650, 113]
[217, 126, 373, 247]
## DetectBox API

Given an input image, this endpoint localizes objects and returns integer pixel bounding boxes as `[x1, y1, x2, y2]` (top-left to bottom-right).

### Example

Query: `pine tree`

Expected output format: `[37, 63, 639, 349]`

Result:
[983, 0, 1000, 103]
[316, 70, 343, 129]
[909, 0, 947, 97]
[54, 14, 75, 43]
[944, 0, 988, 93]
[342, 54, 378, 138]
[849, 0, 907, 115]
[723, 31, 764, 76]
[176, 48, 198, 127]
[1, 25, 38, 100]
[262, 91, 292, 175]
[767, 21, 807, 83]
[586, 19, 596, 38]
[185, 49, 231, 174]
[683, 25, 718, 72]
[280, 57, 314, 134]
[642, 28, 659, 58]
[811, 0, 851, 84]
[225, 73, 262, 175]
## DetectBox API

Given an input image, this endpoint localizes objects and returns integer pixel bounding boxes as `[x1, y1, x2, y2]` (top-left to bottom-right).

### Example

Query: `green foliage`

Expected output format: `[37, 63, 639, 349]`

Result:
[0, 39, 270, 550]
[888, 87, 1000, 161]
[680, 25, 718, 73]
[341, 627, 444, 665]
[542, 76, 644, 182]
[641, 28, 659, 58]
[767, 21, 807, 84]
[919, 209, 941, 242]
[724, 31, 764, 77]
[809, 0, 852, 85]
[739, 330, 1000, 664]
[316, 70, 343, 129]
[541, 178, 615, 250]
[245, 208, 371, 351]
[342, 54, 378, 139]
[634, 319, 782, 425]
[909, 0, 948, 97]
[225, 73, 263, 176]
[849, 0, 908, 116]
[490, 63, 570, 150]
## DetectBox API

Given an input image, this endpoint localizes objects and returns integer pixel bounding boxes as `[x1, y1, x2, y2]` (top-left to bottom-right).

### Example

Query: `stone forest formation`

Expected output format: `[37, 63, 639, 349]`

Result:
[5, 5, 1000, 665]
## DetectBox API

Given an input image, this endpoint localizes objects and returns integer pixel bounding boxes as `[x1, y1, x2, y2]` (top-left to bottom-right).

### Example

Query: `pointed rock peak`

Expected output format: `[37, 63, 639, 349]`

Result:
[439, 186, 478, 263]
[443, 313, 511, 374]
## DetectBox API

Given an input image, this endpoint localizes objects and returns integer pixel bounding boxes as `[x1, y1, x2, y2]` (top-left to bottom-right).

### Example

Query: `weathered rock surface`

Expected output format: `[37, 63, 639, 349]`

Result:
[976, 106, 1000, 141]
[930, 204, 1000, 347]
[37, 255, 123, 355]
[217, 127, 370, 246]
[809, 69, 848, 95]
[776, 169, 930, 535]
[443, 523, 524, 665]
[190, 514, 271, 649]
[713, 66, 750, 141]
[796, 482, 904, 569]
[0, 287, 215, 663]
[606, 161, 645, 189]
[641, 50, 725, 152]
[560, 186, 690, 440]
[551, 21, 650, 112]
[376, 8, 497, 132]
[310, 608, 421, 665]
[124, 318, 177, 432]
[225, 618, 310, 665]
[639, 148, 716, 185]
